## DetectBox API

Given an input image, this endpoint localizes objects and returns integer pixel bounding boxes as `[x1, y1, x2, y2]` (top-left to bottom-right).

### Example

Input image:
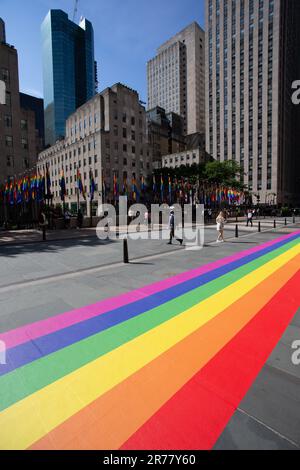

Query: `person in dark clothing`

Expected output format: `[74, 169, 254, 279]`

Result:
[167, 210, 183, 245]
[77, 209, 83, 229]
[246, 209, 253, 227]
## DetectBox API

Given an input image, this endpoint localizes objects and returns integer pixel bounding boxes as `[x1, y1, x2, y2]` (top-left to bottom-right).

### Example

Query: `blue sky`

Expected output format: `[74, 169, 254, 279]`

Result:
[1, 0, 205, 102]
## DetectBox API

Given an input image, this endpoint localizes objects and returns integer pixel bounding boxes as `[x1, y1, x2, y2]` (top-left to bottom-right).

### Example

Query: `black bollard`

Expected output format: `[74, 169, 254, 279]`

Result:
[284, 218, 287, 226]
[42, 225, 46, 241]
[293, 215, 296, 224]
[235, 224, 239, 238]
[123, 238, 129, 264]
[258, 221, 261, 233]
[273, 220, 276, 229]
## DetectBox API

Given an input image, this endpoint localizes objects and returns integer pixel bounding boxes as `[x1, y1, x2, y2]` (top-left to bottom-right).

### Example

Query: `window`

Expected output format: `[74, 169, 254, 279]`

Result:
[4, 115, 12, 127]
[5, 135, 13, 147]
[6, 155, 13, 167]
[5, 91, 11, 106]
[1, 68, 9, 84]
[20, 119, 28, 130]
[123, 128, 127, 138]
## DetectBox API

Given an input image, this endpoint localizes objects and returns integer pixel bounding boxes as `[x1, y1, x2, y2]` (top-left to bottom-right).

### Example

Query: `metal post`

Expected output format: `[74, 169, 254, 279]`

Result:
[235, 224, 239, 238]
[258, 221, 261, 233]
[123, 237, 129, 263]
[42, 225, 46, 241]
[293, 215, 296, 224]
[284, 218, 287, 226]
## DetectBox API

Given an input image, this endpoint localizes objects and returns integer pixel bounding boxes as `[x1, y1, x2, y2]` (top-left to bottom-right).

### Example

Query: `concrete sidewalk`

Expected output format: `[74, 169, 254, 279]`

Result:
[0, 216, 297, 246]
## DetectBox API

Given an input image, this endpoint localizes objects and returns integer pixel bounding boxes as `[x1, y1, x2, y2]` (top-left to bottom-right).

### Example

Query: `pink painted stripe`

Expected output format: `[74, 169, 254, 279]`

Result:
[1, 230, 299, 350]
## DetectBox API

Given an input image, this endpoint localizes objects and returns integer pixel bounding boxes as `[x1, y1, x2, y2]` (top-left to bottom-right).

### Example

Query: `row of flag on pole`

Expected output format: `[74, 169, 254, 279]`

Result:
[109, 173, 243, 205]
[0, 168, 243, 206]
[59, 168, 97, 202]
[0, 165, 51, 206]
[111, 173, 142, 202]
[0, 165, 97, 206]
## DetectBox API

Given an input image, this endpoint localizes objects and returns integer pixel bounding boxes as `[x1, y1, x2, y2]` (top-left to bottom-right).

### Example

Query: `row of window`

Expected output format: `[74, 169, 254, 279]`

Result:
[4, 115, 28, 130]
[5, 155, 29, 169]
[4, 135, 28, 149]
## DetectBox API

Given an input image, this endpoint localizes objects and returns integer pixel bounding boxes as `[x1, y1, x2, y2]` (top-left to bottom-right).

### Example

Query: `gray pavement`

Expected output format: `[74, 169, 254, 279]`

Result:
[215, 308, 300, 450]
[0, 220, 299, 449]
[0, 221, 299, 333]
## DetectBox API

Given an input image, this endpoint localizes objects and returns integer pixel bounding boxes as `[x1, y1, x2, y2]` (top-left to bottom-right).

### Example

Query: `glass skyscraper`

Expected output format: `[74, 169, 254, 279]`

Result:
[41, 10, 96, 146]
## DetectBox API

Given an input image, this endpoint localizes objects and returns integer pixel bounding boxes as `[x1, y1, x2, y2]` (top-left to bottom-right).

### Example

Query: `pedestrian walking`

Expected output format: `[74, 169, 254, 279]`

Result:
[64, 210, 71, 229]
[216, 211, 225, 243]
[167, 210, 183, 245]
[246, 209, 253, 227]
[38, 209, 47, 230]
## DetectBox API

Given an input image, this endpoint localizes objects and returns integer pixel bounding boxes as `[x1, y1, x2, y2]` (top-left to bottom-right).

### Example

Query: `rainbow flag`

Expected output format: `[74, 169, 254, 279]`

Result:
[59, 170, 66, 201]
[45, 163, 51, 196]
[0, 231, 299, 449]
[89, 169, 95, 201]
[113, 173, 118, 201]
[77, 169, 86, 200]
[160, 174, 164, 201]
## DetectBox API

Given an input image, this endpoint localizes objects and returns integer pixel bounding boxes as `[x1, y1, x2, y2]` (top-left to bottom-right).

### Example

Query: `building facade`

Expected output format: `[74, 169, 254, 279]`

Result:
[41, 10, 96, 146]
[147, 22, 205, 135]
[147, 106, 185, 169]
[20, 93, 45, 148]
[37, 83, 150, 214]
[206, 0, 300, 205]
[162, 147, 207, 169]
[0, 19, 43, 184]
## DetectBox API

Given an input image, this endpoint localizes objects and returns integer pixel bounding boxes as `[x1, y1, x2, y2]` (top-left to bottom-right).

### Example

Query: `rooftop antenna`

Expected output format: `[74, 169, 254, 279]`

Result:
[73, 0, 78, 22]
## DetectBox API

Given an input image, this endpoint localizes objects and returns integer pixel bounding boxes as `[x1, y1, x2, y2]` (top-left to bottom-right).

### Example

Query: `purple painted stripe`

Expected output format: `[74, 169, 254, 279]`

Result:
[1, 230, 299, 350]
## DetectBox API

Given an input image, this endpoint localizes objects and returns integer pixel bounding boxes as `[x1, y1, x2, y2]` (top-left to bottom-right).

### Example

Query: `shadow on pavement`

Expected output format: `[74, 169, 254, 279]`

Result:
[0, 236, 117, 258]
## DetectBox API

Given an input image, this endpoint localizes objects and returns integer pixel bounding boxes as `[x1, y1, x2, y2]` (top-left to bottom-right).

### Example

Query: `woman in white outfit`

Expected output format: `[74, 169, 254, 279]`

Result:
[216, 211, 225, 242]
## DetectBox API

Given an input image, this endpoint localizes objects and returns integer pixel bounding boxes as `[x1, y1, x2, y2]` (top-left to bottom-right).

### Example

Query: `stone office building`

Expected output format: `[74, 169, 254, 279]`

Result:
[147, 106, 185, 169]
[0, 19, 43, 184]
[37, 83, 150, 214]
[147, 22, 205, 136]
[206, 0, 300, 205]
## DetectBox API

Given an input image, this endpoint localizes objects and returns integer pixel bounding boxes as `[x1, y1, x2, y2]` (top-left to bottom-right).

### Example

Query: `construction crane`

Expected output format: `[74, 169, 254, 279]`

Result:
[73, 0, 79, 22]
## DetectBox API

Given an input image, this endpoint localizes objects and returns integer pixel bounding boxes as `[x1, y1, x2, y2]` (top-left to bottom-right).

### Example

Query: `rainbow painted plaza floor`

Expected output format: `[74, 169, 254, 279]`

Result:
[0, 225, 299, 450]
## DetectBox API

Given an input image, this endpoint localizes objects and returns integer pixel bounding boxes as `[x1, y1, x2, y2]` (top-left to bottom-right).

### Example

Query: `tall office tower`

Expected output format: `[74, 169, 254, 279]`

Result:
[41, 10, 96, 147]
[147, 22, 205, 136]
[0, 19, 43, 183]
[206, 0, 300, 205]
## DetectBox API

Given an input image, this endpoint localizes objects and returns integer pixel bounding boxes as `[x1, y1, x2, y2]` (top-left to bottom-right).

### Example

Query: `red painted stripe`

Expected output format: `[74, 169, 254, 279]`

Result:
[121, 269, 300, 450]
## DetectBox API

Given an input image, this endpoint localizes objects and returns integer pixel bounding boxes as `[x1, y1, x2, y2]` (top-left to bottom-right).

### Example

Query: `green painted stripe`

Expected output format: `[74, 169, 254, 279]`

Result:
[0, 238, 298, 412]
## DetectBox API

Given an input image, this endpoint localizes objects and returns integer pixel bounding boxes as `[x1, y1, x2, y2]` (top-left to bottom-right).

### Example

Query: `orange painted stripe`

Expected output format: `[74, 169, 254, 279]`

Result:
[30, 254, 300, 450]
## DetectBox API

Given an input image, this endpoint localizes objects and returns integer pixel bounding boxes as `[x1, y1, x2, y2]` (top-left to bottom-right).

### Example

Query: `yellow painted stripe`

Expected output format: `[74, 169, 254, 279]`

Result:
[0, 244, 299, 450]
